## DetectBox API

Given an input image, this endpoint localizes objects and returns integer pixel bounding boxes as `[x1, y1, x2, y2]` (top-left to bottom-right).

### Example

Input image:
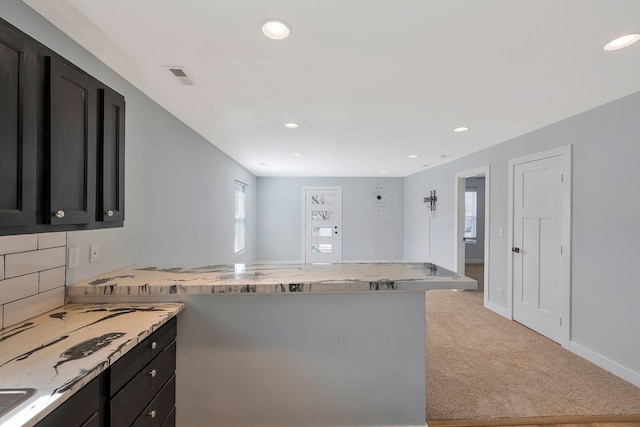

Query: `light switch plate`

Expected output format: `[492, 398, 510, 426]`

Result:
[68, 247, 80, 269]
[90, 244, 100, 263]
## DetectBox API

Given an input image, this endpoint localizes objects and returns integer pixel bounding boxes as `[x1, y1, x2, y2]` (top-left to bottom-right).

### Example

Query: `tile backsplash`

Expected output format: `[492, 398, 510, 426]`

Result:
[0, 232, 66, 329]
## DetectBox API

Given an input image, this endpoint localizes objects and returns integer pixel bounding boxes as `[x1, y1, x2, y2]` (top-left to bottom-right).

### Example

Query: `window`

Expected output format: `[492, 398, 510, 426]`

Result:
[234, 181, 247, 254]
[464, 191, 477, 240]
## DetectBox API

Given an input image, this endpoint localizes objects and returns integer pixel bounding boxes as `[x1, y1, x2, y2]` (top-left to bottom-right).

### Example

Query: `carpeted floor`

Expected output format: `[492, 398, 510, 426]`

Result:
[425, 289, 640, 421]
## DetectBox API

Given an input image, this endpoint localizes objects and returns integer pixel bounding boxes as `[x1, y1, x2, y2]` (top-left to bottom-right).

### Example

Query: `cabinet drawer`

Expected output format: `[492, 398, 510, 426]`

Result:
[80, 412, 99, 427]
[161, 407, 175, 427]
[131, 375, 175, 427]
[109, 341, 176, 427]
[109, 317, 176, 395]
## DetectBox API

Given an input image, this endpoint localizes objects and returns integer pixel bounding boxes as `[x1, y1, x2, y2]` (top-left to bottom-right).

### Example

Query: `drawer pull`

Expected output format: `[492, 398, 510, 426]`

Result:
[54, 210, 65, 218]
[148, 410, 157, 419]
[106, 210, 114, 217]
[151, 341, 158, 350]
[149, 369, 157, 378]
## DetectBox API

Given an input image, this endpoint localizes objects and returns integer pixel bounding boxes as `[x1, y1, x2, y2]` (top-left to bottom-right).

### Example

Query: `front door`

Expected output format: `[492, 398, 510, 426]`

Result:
[512, 153, 567, 343]
[304, 187, 342, 263]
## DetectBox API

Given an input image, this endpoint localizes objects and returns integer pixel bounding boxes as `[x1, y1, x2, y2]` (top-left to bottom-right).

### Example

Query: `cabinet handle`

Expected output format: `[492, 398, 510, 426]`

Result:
[106, 210, 114, 217]
[151, 341, 158, 350]
[149, 369, 157, 378]
[54, 210, 65, 219]
[148, 410, 157, 419]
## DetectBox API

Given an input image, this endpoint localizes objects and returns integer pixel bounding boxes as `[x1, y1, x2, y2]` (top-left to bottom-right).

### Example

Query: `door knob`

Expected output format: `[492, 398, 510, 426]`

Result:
[54, 210, 65, 218]
[512, 247, 520, 253]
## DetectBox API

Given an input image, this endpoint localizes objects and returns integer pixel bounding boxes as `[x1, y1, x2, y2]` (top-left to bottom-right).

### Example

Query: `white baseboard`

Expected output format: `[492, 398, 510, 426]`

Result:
[568, 341, 640, 387]
[485, 300, 511, 319]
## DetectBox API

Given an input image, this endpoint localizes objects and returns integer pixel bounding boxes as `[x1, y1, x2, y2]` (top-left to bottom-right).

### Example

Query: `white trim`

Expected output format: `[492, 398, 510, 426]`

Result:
[454, 165, 491, 309]
[507, 145, 572, 347]
[486, 301, 511, 319]
[568, 341, 640, 388]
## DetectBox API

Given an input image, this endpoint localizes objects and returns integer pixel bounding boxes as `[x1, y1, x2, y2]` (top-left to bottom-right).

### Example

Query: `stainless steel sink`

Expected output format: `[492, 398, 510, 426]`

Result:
[0, 389, 36, 417]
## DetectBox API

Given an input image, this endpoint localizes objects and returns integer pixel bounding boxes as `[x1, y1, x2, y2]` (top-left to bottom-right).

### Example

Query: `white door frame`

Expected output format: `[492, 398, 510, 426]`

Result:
[507, 145, 572, 347]
[301, 186, 343, 264]
[454, 165, 491, 307]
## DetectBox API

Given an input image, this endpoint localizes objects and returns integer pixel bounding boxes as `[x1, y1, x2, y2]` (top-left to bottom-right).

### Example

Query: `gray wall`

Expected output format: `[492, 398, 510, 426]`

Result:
[464, 177, 485, 263]
[176, 293, 426, 426]
[404, 91, 640, 382]
[257, 177, 404, 262]
[1, 1, 257, 284]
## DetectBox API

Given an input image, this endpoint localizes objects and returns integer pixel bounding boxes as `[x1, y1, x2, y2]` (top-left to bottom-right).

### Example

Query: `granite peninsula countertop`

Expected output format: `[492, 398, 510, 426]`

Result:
[67, 262, 476, 298]
[0, 302, 184, 427]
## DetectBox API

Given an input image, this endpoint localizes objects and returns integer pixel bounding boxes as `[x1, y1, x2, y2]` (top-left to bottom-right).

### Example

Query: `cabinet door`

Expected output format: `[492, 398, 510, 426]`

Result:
[0, 23, 37, 227]
[98, 88, 125, 223]
[48, 57, 97, 225]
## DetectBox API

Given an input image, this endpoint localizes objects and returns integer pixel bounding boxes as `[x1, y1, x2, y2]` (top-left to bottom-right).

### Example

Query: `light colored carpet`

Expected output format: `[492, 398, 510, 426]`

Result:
[425, 289, 640, 421]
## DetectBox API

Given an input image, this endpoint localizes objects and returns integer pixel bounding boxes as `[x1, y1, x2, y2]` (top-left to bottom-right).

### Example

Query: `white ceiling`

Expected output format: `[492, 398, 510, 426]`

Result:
[22, 0, 640, 177]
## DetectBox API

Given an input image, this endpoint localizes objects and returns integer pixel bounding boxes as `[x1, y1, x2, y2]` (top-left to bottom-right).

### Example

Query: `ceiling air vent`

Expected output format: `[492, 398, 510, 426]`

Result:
[164, 66, 194, 86]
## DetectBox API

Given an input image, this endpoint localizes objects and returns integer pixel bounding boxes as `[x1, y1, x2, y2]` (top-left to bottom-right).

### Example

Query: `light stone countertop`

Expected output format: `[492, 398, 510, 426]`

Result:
[66, 262, 476, 298]
[0, 302, 184, 427]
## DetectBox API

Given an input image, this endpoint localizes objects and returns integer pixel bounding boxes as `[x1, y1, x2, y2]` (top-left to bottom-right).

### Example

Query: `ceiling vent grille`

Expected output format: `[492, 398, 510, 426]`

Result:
[164, 66, 194, 86]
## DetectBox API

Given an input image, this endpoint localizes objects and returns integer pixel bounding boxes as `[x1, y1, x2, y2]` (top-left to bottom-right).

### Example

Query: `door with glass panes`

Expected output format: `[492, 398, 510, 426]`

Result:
[304, 187, 342, 263]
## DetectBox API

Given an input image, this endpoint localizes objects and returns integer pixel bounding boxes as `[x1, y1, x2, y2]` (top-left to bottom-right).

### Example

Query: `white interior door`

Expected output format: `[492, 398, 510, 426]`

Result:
[304, 187, 342, 263]
[512, 154, 565, 343]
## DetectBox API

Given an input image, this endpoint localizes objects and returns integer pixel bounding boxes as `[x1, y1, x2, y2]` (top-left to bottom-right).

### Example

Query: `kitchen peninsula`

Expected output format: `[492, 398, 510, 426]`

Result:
[66, 262, 475, 427]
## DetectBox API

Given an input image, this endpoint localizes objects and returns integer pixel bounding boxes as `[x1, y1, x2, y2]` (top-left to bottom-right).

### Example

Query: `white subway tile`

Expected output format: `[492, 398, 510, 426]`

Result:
[5, 247, 66, 279]
[0, 255, 4, 280]
[0, 273, 39, 305]
[3, 287, 65, 328]
[0, 234, 38, 255]
[39, 267, 66, 292]
[38, 232, 67, 249]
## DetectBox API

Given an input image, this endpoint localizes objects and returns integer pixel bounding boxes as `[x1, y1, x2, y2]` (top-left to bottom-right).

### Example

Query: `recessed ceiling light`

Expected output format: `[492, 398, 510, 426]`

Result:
[380, 170, 387, 174]
[292, 153, 301, 157]
[408, 154, 419, 158]
[261, 19, 291, 40]
[454, 126, 469, 133]
[284, 122, 299, 129]
[603, 33, 640, 51]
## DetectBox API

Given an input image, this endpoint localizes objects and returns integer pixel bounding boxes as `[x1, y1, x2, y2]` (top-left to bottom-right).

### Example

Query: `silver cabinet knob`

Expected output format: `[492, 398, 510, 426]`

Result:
[149, 369, 157, 378]
[54, 210, 65, 218]
[151, 341, 158, 350]
[106, 210, 114, 217]
[148, 410, 157, 419]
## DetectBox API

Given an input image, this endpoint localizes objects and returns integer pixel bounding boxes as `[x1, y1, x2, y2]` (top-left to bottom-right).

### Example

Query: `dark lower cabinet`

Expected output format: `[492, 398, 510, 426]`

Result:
[34, 376, 102, 427]
[35, 318, 177, 427]
[0, 22, 37, 228]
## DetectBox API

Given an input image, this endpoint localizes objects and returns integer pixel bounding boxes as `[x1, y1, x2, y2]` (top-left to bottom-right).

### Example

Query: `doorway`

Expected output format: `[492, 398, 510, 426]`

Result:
[454, 166, 490, 305]
[508, 146, 572, 346]
[302, 187, 342, 264]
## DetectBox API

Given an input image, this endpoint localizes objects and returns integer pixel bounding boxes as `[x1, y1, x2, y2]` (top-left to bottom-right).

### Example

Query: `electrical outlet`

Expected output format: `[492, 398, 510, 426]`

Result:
[68, 247, 80, 269]
[90, 243, 100, 263]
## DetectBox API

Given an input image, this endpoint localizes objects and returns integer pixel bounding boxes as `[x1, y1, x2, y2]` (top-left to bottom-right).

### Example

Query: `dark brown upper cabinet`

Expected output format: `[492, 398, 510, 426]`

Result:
[98, 88, 125, 223]
[46, 56, 97, 225]
[0, 23, 37, 228]
[0, 17, 125, 236]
